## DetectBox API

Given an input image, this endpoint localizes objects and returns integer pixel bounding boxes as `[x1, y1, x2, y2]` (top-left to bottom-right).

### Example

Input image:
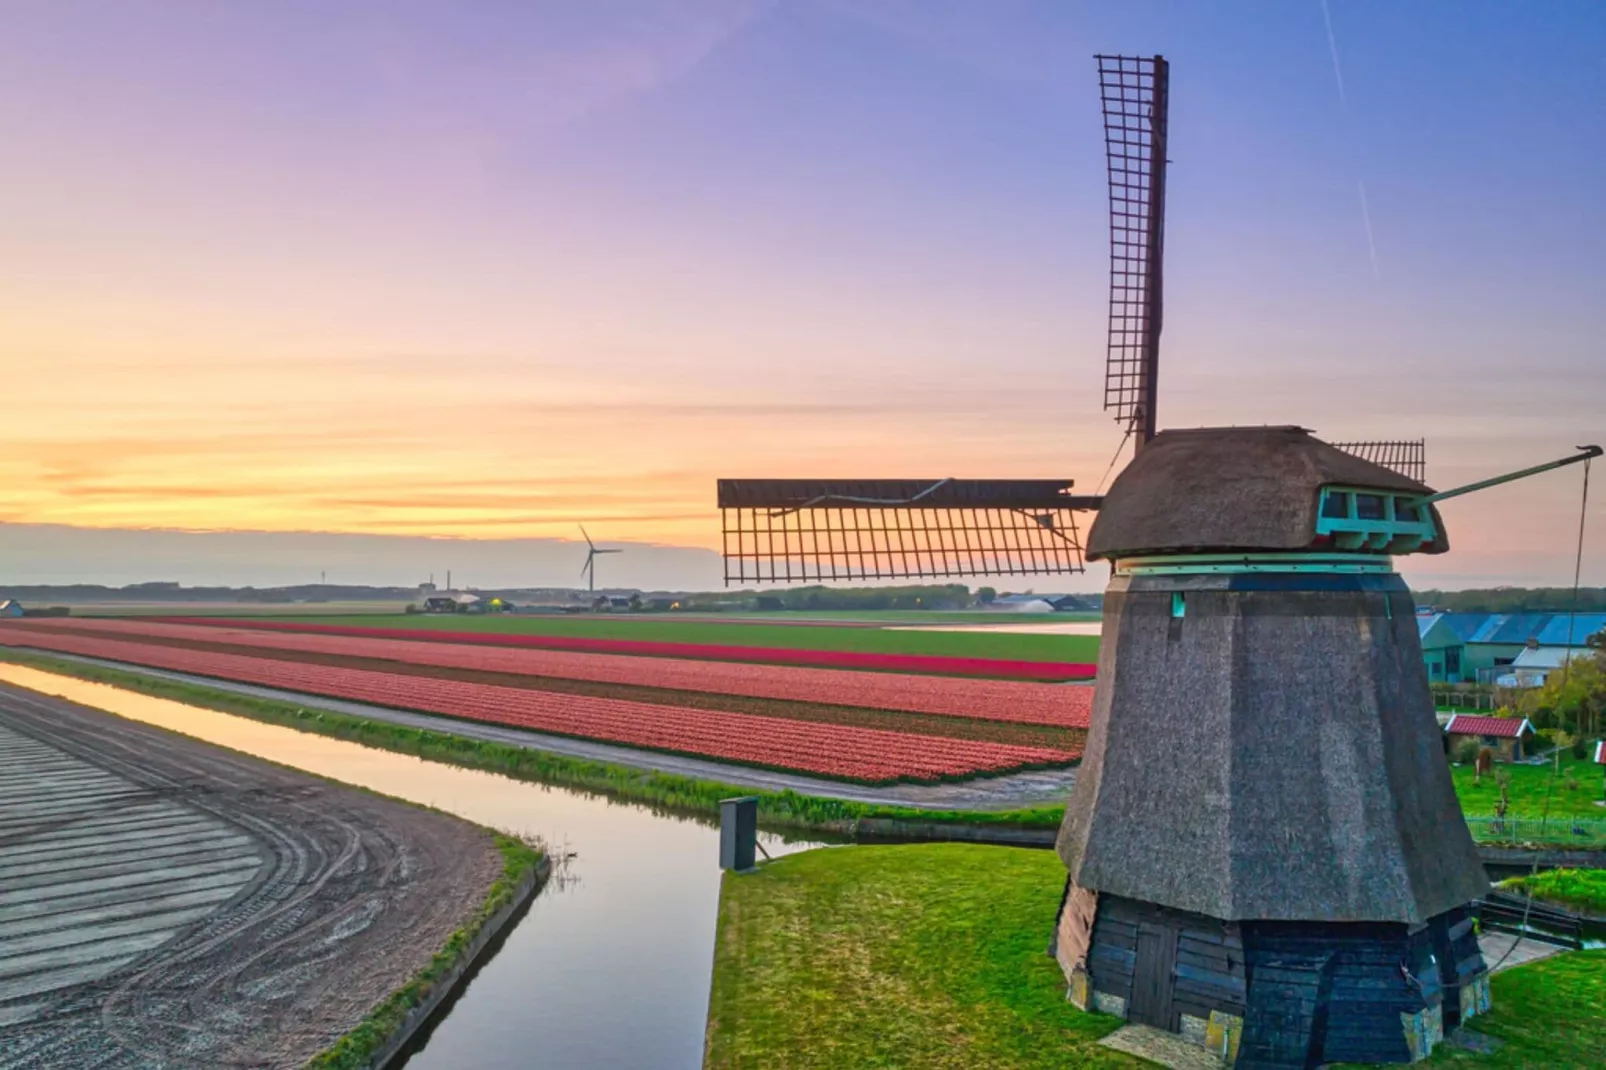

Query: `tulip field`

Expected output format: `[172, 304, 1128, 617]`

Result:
[14, 618, 1092, 729]
[0, 617, 1092, 784]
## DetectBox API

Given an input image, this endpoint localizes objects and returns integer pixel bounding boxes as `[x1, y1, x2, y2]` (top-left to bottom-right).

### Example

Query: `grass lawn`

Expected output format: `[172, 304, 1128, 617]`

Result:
[708, 843, 1606, 1070]
[1498, 868, 1606, 916]
[207, 612, 1104, 664]
[1450, 753, 1606, 821]
[705, 843, 1138, 1070]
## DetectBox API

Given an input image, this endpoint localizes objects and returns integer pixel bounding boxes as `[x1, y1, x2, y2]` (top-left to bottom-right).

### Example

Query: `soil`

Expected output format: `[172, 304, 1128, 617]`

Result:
[0, 683, 503, 1070]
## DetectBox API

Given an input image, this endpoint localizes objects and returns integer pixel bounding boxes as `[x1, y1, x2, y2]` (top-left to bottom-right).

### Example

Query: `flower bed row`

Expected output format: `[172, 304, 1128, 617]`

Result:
[151, 617, 1098, 681]
[27, 619, 1092, 728]
[0, 629, 1078, 784]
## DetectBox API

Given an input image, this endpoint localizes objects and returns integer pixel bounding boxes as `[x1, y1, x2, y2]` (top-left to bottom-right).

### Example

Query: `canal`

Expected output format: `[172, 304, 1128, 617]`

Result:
[0, 667, 821, 1070]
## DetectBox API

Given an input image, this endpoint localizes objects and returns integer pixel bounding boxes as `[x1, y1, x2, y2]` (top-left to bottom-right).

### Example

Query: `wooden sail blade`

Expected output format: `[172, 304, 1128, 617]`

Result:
[716, 478, 1100, 585]
[1331, 440, 1427, 484]
[1097, 54, 1169, 447]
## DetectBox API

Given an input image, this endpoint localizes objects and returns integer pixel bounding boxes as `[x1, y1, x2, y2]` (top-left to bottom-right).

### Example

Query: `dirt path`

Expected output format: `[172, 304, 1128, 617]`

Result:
[0, 682, 503, 1070]
[20, 653, 1080, 811]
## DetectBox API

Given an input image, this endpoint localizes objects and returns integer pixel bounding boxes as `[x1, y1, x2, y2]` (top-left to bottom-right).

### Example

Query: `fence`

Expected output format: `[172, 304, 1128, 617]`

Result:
[1463, 815, 1606, 847]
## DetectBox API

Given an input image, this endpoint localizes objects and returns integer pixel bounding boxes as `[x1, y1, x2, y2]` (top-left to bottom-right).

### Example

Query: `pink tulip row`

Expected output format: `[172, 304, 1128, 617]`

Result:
[0, 628, 1079, 784]
[153, 616, 1098, 681]
[22, 618, 1093, 728]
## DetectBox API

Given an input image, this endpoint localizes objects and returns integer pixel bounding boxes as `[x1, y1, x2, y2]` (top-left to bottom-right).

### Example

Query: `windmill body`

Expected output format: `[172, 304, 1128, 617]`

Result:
[1051, 427, 1489, 1067]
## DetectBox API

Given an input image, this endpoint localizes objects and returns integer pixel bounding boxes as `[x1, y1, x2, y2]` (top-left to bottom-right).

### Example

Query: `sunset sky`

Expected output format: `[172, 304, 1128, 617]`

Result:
[3, 1, 1603, 589]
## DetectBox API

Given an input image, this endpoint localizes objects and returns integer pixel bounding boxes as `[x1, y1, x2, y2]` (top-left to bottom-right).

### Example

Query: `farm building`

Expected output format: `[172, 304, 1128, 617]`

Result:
[1500, 645, 1583, 688]
[989, 593, 1090, 613]
[1411, 611, 1606, 684]
[0, 600, 22, 618]
[1442, 715, 1536, 761]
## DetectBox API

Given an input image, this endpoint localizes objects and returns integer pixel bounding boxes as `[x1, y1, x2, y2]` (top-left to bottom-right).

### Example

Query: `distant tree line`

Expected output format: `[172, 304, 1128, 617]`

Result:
[750, 584, 975, 611]
[1414, 587, 1606, 614]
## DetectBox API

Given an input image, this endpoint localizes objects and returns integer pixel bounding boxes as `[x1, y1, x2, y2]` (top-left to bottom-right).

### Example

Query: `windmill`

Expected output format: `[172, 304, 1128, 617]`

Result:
[714, 54, 1599, 1066]
[716, 55, 1423, 587]
[578, 526, 622, 595]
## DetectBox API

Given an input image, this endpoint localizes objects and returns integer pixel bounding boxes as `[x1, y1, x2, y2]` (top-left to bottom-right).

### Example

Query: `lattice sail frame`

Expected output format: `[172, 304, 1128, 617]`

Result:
[1098, 54, 1169, 445]
[1331, 440, 1427, 484]
[718, 479, 1097, 585]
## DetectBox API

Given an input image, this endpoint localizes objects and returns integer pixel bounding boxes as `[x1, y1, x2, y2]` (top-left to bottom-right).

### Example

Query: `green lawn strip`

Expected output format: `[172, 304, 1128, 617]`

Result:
[307, 834, 543, 1070]
[0, 650, 1065, 832]
[712, 844, 1606, 1070]
[705, 843, 1139, 1070]
[207, 612, 1103, 664]
[1497, 868, 1606, 917]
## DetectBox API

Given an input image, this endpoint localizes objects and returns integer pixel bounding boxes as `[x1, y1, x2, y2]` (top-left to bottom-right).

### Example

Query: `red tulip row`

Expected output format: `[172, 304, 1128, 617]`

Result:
[152, 616, 1098, 681]
[24, 618, 1093, 728]
[0, 628, 1079, 783]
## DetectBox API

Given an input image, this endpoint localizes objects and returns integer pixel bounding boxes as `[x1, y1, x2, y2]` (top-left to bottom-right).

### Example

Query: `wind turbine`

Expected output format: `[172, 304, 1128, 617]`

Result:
[579, 526, 622, 594]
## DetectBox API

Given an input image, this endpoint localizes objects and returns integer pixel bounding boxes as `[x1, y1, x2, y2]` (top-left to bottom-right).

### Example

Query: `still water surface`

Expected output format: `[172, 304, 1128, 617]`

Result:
[0, 667, 821, 1070]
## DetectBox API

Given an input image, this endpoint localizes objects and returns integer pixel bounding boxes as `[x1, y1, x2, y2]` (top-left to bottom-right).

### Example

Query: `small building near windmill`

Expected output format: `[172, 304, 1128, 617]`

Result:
[1443, 714, 1536, 762]
[0, 600, 23, 618]
[1418, 614, 1467, 683]
[1500, 645, 1582, 688]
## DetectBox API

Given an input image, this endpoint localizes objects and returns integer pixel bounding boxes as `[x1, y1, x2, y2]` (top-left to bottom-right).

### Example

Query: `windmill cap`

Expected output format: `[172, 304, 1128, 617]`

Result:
[1087, 426, 1447, 559]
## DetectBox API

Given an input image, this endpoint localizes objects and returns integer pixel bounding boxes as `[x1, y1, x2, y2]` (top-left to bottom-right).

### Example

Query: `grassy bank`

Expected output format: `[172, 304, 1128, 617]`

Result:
[0, 650, 1065, 832]
[705, 844, 1133, 1069]
[308, 834, 543, 1070]
[707, 843, 1606, 1070]
[223, 612, 1103, 664]
[1499, 868, 1606, 916]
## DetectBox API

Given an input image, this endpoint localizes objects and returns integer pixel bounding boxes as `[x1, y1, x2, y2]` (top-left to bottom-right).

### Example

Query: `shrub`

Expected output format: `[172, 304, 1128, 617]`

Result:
[1453, 739, 1482, 766]
[1572, 736, 1591, 760]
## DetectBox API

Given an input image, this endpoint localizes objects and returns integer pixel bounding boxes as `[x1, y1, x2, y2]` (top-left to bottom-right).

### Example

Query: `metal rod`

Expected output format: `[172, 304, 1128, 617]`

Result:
[1418, 445, 1602, 505]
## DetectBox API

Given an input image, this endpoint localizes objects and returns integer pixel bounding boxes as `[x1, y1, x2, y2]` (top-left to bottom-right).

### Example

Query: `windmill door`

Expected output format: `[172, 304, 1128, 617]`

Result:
[1129, 922, 1178, 1030]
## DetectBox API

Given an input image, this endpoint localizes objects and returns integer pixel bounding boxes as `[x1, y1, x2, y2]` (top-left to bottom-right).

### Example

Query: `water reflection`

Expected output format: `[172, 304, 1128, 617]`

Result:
[0, 666, 821, 1070]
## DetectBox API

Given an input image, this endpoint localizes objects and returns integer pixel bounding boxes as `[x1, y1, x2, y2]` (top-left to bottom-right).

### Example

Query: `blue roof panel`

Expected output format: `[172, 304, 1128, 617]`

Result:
[1535, 613, 1606, 646]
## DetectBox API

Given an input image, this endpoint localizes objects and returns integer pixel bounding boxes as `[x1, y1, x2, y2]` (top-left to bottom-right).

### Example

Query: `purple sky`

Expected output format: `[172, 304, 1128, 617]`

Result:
[1, 1, 1602, 589]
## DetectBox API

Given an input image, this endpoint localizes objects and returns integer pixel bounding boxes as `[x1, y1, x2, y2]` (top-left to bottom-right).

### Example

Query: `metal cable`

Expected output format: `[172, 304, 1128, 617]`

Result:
[1489, 454, 1592, 972]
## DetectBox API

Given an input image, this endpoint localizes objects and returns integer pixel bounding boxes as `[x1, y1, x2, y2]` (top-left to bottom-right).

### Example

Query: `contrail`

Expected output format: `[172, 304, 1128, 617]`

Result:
[1321, 0, 1379, 277]
[1320, 0, 1348, 110]
[1357, 179, 1381, 278]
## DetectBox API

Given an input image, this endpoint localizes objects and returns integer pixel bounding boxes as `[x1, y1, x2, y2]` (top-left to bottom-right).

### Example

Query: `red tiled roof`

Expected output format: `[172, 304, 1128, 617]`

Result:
[1444, 715, 1532, 738]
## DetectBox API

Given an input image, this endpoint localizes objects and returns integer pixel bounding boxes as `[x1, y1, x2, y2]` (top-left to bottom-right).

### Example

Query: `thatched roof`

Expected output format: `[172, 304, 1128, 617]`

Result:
[1087, 426, 1446, 559]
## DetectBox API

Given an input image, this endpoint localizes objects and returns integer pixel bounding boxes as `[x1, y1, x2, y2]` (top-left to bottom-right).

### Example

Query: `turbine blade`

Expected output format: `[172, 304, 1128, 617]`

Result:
[579, 524, 594, 550]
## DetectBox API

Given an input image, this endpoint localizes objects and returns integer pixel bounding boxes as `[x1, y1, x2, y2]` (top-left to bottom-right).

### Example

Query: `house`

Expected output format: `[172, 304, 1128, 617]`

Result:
[422, 592, 481, 614]
[1413, 611, 1606, 685]
[1499, 645, 1582, 688]
[0, 600, 22, 618]
[989, 593, 1089, 613]
[1443, 714, 1536, 761]
[1418, 614, 1467, 683]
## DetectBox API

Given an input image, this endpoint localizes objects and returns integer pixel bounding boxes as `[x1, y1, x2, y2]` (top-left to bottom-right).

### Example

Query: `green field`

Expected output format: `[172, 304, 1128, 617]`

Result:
[705, 844, 1133, 1069]
[214, 612, 1105, 664]
[707, 844, 1606, 1070]
[1451, 753, 1606, 821]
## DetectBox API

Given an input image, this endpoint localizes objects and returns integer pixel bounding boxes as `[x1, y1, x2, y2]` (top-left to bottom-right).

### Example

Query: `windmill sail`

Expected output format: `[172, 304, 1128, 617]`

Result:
[1098, 54, 1169, 448]
[1331, 440, 1427, 483]
[718, 479, 1096, 585]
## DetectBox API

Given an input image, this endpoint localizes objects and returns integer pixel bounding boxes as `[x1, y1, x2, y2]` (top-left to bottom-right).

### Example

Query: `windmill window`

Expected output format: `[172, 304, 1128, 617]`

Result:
[1321, 491, 1350, 519]
[1355, 494, 1386, 520]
